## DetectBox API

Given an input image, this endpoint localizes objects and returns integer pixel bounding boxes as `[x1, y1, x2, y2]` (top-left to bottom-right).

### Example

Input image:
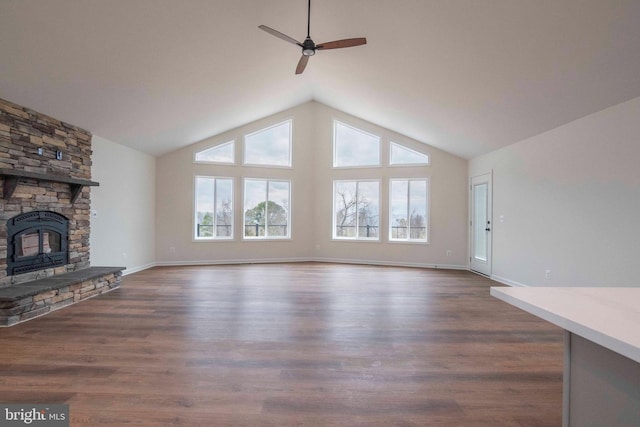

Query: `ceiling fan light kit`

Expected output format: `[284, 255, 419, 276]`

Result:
[259, 0, 367, 74]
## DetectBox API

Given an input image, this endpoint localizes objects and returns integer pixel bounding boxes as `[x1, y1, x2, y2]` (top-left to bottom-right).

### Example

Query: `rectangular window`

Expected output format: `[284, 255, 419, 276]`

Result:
[333, 180, 380, 240]
[244, 179, 291, 239]
[195, 176, 234, 239]
[389, 179, 429, 242]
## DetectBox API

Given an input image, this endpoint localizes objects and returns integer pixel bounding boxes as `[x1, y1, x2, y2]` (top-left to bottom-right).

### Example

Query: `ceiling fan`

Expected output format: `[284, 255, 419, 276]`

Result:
[258, 0, 367, 75]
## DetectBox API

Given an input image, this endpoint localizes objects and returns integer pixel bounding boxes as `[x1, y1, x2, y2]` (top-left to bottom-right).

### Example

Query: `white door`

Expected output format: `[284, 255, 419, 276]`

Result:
[470, 173, 492, 276]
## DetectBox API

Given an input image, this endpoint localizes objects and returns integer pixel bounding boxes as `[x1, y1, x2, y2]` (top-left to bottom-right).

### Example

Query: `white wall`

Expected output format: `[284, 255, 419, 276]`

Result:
[155, 103, 317, 264]
[155, 101, 469, 268]
[470, 96, 640, 286]
[312, 103, 469, 268]
[90, 135, 156, 274]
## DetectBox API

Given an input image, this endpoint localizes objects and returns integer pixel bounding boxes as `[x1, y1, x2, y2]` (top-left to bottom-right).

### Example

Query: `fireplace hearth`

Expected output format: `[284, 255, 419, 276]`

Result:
[6, 211, 69, 276]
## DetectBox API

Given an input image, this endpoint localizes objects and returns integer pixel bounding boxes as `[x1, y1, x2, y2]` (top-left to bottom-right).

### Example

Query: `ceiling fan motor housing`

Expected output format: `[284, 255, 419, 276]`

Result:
[302, 37, 316, 56]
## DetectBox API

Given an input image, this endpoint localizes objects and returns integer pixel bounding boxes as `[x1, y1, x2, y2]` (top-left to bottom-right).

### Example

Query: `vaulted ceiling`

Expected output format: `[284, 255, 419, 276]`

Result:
[1, 0, 640, 159]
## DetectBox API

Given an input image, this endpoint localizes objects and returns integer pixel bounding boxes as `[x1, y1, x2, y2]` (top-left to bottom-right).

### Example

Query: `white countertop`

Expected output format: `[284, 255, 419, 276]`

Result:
[490, 287, 640, 364]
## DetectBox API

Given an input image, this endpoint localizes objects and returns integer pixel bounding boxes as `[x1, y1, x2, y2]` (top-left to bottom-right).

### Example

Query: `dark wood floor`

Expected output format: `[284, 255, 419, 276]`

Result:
[0, 263, 563, 426]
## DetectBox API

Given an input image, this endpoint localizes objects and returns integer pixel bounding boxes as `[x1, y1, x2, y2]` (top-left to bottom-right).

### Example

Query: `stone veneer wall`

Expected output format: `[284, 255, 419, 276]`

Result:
[0, 97, 93, 287]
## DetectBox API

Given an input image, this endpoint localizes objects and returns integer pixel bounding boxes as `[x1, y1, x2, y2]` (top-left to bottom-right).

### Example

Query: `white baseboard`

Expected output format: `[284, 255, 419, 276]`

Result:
[122, 262, 157, 276]
[154, 257, 315, 267]
[490, 274, 528, 287]
[152, 257, 467, 271]
[312, 257, 468, 270]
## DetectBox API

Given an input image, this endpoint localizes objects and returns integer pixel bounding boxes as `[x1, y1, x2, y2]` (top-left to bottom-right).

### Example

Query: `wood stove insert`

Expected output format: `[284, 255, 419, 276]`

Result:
[6, 211, 69, 276]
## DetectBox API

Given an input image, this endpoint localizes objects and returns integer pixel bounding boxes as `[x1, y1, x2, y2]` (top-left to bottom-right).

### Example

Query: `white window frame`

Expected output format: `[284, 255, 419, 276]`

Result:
[194, 176, 234, 241]
[388, 178, 430, 243]
[243, 119, 293, 168]
[243, 178, 292, 240]
[333, 120, 381, 168]
[389, 141, 430, 166]
[332, 179, 381, 241]
[193, 140, 235, 164]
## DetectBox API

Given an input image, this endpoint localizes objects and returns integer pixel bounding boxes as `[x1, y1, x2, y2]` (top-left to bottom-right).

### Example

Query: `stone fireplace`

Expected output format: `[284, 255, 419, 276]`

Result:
[0, 97, 94, 286]
[0, 97, 123, 326]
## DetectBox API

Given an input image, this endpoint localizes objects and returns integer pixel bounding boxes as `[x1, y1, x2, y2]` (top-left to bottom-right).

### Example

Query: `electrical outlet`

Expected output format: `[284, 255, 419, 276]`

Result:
[169, 247, 176, 254]
[446, 250, 453, 257]
[545, 270, 551, 280]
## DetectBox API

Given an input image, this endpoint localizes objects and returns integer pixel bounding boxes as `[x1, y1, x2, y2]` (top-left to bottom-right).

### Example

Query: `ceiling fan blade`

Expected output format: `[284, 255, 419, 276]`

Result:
[316, 37, 367, 50]
[258, 25, 303, 47]
[296, 55, 309, 75]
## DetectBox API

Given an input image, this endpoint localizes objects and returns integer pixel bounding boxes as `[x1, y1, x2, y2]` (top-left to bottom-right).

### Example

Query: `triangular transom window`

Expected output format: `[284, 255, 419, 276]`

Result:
[195, 141, 235, 163]
[390, 142, 430, 165]
[244, 120, 292, 167]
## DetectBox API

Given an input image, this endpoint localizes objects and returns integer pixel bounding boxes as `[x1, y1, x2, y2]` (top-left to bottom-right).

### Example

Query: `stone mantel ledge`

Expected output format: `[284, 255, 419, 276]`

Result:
[0, 167, 99, 203]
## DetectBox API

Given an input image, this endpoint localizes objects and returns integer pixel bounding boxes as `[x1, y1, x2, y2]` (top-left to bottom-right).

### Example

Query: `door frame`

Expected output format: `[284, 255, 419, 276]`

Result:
[469, 171, 493, 277]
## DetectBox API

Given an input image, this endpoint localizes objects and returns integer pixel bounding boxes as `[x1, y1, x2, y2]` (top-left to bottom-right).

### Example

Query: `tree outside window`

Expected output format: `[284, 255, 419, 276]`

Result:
[333, 180, 379, 240]
[244, 179, 290, 238]
[195, 177, 233, 239]
[389, 179, 428, 242]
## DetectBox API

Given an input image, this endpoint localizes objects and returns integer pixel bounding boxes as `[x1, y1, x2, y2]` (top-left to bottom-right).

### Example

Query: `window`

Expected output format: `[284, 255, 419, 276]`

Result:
[389, 179, 429, 242]
[389, 142, 430, 165]
[195, 141, 235, 163]
[244, 120, 292, 167]
[244, 179, 291, 239]
[333, 180, 380, 240]
[194, 176, 234, 239]
[333, 121, 380, 167]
